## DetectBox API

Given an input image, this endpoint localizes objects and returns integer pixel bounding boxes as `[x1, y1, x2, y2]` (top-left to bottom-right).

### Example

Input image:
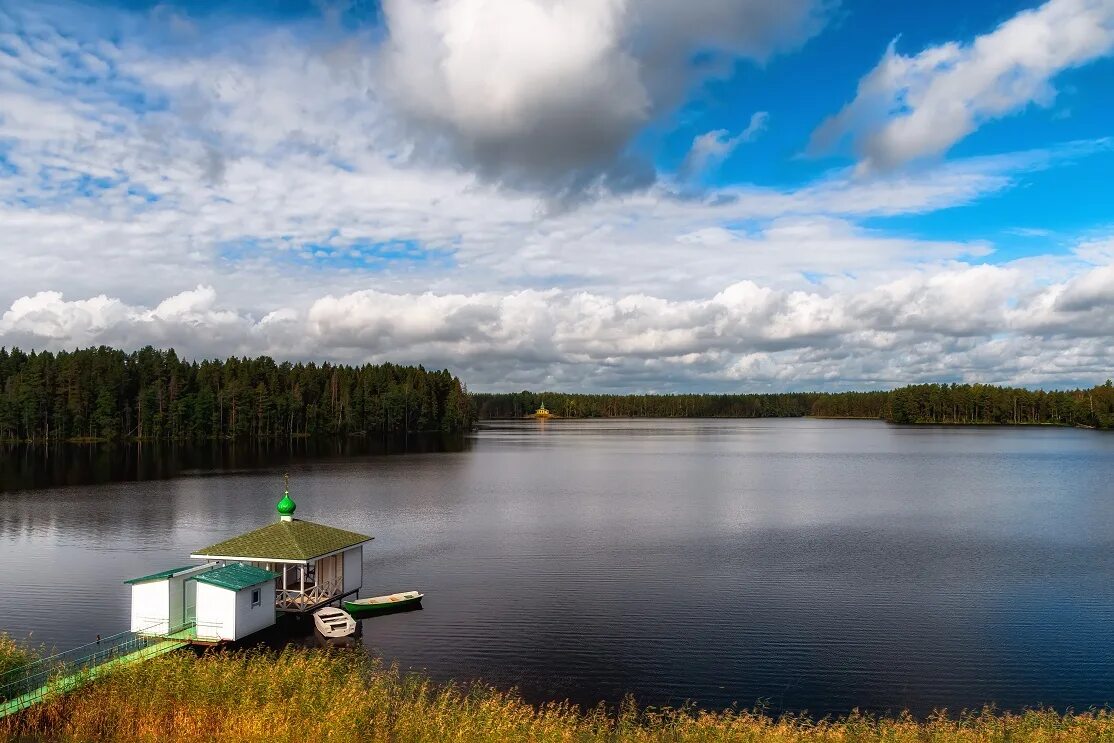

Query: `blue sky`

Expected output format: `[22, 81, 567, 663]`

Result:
[0, 0, 1112, 391]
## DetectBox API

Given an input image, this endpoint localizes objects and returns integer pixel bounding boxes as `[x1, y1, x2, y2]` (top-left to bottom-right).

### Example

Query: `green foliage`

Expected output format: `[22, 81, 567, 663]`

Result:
[473, 391, 828, 419]
[476, 383, 1114, 429]
[0, 633, 35, 683]
[0, 346, 474, 442]
[847, 382, 1114, 428]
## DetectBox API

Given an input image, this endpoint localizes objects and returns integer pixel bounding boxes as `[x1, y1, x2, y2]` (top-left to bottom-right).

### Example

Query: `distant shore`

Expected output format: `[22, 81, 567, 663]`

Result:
[475, 382, 1114, 430]
[478, 413, 1091, 428]
[2, 347, 1111, 442]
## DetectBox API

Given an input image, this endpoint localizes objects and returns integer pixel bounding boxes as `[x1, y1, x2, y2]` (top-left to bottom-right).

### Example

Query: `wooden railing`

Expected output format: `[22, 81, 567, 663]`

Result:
[275, 577, 344, 610]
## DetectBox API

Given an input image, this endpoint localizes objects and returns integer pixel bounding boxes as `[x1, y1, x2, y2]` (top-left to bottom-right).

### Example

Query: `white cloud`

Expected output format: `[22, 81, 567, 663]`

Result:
[4, 247, 1114, 390]
[681, 111, 769, 178]
[0, 286, 255, 354]
[813, 0, 1114, 171]
[381, 0, 822, 190]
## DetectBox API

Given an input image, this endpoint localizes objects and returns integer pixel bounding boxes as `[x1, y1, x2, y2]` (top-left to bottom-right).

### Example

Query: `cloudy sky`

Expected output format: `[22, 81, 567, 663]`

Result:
[1, 0, 1112, 391]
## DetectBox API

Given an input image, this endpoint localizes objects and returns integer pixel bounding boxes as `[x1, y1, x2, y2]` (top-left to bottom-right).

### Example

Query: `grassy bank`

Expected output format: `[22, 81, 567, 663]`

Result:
[0, 634, 35, 683]
[4, 649, 1114, 742]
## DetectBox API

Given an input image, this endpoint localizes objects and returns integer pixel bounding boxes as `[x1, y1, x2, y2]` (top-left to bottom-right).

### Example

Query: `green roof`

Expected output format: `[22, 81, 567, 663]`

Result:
[193, 564, 278, 591]
[124, 566, 199, 585]
[191, 519, 372, 561]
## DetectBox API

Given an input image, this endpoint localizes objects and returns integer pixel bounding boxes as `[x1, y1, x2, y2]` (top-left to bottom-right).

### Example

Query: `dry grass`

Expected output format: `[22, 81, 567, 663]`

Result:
[0, 634, 36, 684]
[4, 648, 1114, 742]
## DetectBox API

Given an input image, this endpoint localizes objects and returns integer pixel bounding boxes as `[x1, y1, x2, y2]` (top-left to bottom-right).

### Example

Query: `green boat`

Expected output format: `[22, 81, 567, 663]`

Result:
[344, 590, 423, 614]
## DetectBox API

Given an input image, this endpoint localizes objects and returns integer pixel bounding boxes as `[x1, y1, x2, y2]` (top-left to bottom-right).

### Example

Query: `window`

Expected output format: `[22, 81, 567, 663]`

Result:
[251, 588, 261, 607]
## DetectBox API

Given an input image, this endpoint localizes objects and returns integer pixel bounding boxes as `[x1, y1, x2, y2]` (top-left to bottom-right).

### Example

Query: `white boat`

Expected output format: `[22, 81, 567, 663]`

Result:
[313, 607, 356, 638]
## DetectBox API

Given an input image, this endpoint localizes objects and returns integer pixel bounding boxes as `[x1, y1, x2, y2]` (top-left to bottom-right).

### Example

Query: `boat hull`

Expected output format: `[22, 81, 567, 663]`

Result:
[313, 608, 356, 638]
[344, 593, 423, 615]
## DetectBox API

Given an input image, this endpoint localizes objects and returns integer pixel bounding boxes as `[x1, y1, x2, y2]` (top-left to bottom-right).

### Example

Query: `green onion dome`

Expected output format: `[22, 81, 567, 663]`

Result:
[277, 489, 296, 517]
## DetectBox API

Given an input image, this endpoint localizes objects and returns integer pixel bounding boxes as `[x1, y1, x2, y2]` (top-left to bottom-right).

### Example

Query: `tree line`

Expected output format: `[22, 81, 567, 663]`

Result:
[474, 382, 1114, 429]
[863, 382, 1114, 427]
[3, 344, 1111, 443]
[474, 391, 821, 419]
[0, 346, 474, 443]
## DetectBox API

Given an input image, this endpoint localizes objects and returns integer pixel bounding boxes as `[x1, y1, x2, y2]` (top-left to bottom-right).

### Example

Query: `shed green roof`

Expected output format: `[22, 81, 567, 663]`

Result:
[193, 564, 278, 591]
[124, 566, 198, 585]
[191, 519, 372, 561]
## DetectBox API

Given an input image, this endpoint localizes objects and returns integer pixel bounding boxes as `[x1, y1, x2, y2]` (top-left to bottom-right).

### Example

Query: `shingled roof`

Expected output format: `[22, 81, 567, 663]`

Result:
[191, 519, 372, 562]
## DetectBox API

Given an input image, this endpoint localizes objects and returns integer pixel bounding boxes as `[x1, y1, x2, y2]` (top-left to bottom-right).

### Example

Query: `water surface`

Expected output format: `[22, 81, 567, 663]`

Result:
[2, 419, 1113, 716]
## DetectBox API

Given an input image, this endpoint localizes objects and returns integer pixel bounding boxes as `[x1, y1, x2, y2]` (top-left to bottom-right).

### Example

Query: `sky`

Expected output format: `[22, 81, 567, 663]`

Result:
[0, 0, 1112, 392]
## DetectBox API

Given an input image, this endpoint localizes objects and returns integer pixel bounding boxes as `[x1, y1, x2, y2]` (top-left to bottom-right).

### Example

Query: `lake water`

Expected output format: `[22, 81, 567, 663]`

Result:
[2, 418, 1114, 717]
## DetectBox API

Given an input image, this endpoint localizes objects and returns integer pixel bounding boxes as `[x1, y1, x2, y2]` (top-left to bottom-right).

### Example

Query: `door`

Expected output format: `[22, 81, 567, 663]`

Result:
[183, 579, 197, 627]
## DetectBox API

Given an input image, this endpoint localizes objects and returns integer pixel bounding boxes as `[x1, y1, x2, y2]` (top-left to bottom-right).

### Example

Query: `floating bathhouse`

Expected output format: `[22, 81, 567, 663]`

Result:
[126, 479, 372, 643]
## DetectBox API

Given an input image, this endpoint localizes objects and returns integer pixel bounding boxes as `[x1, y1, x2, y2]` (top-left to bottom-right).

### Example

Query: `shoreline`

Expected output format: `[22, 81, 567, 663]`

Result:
[473, 414, 1095, 429]
[4, 648, 1114, 742]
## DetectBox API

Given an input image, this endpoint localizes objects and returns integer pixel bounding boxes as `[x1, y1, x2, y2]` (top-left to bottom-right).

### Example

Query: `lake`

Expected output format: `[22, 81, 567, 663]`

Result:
[2, 418, 1114, 717]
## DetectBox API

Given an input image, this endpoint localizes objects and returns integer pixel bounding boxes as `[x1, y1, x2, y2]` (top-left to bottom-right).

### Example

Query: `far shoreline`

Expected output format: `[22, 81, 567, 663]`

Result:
[475, 414, 1098, 429]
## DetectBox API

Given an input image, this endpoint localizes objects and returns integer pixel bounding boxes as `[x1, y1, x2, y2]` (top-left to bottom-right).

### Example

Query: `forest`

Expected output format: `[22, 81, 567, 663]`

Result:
[0, 346, 473, 443]
[2, 345, 1111, 443]
[474, 382, 1114, 429]
[474, 391, 822, 419]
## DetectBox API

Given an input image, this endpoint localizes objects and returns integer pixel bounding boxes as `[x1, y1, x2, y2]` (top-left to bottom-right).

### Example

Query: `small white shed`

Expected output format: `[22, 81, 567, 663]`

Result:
[125, 564, 212, 635]
[192, 564, 279, 641]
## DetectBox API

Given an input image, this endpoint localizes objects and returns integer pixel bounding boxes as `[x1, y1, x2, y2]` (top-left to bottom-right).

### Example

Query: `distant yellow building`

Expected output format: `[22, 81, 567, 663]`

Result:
[533, 402, 552, 418]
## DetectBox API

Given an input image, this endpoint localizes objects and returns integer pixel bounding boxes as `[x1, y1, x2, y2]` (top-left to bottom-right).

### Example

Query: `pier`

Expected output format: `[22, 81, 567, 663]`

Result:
[0, 623, 194, 719]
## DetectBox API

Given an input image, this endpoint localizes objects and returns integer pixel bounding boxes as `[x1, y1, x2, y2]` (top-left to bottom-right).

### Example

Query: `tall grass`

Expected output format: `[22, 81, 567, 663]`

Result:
[4, 648, 1114, 742]
[0, 633, 36, 685]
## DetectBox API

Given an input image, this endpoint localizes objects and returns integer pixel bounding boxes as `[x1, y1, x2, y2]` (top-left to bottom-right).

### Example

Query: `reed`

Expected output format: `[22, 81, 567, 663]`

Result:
[0, 634, 36, 683]
[4, 648, 1114, 742]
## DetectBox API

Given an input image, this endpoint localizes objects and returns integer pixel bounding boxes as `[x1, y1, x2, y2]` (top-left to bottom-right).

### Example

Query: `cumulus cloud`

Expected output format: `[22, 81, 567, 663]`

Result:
[0, 286, 255, 355]
[5, 247, 1114, 390]
[381, 0, 822, 191]
[812, 0, 1114, 172]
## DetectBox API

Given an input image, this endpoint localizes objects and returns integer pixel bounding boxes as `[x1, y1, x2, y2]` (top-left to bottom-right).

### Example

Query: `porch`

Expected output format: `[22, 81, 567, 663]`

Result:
[252, 553, 351, 613]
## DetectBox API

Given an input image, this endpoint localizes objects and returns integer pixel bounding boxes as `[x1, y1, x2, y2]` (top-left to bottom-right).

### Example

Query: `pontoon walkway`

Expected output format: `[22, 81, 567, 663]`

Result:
[0, 623, 193, 719]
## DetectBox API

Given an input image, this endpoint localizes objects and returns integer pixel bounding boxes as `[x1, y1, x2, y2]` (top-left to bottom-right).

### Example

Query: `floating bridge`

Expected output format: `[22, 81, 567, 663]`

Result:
[0, 623, 194, 719]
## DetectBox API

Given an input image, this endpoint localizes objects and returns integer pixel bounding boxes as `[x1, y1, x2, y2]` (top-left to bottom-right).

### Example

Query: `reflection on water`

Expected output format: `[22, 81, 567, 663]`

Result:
[2, 419, 1114, 717]
[0, 434, 468, 492]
